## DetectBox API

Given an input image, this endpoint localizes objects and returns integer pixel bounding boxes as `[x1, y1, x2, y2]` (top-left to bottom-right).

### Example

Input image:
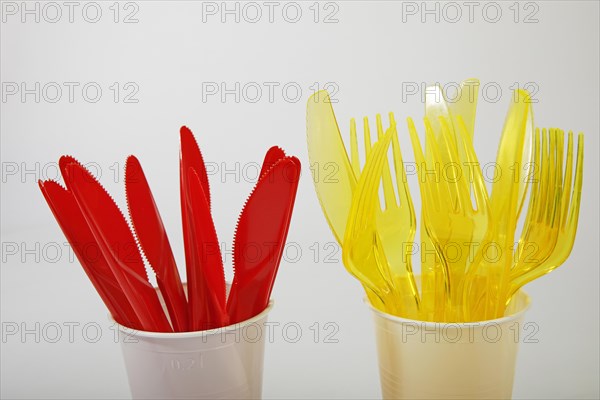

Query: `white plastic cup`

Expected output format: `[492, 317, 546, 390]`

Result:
[368, 289, 531, 399]
[113, 286, 272, 400]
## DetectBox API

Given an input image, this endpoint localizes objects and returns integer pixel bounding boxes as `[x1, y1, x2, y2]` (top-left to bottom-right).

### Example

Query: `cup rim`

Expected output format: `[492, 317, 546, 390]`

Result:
[365, 290, 531, 327]
[110, 300, 274, 339]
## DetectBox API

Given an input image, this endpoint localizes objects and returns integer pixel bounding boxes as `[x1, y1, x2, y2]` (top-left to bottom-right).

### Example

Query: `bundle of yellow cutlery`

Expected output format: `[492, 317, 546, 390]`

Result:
[307, 79, 584, 323]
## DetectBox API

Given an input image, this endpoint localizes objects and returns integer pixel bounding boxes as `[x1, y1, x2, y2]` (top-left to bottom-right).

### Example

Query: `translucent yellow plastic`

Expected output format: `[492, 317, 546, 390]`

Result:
[307, 92, 420, 316]
[420, 81, 481, 321]
[409, 115, 492, 322]
[306, 91, 356, 244]
[306, 91, 385, 309]
[511, 128, 561, 283]
[307, 82, 584, 323]
[343, 129, 402, 313]
[508, 130, 584, 298]
[350, 116, 421, 318]
[478, 90, 533, 319]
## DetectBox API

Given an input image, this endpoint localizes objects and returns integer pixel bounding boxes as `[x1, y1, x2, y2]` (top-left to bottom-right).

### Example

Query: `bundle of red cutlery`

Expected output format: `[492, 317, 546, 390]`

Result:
[38, 126, 301, 333]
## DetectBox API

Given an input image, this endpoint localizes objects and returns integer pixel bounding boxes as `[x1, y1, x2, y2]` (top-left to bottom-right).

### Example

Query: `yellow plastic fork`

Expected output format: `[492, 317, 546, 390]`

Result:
[343, 129, 399, 312]
[349, 115, 420, 318]
[408, 116, 492, 322]
[507, 130, 584, 301]
[307, 91, 420, 316]
[420, 81, 488, 321]
[511, 128, 562, 282]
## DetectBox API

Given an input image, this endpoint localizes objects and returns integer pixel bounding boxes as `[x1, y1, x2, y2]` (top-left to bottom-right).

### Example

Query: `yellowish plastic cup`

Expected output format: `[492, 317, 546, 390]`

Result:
[113, 285, 272, 399]
[368, 289, 530, 399]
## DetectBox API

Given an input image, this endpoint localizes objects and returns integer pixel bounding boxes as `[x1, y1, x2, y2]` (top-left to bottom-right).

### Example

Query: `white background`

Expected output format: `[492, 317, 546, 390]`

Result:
[1, 1, 599, 398]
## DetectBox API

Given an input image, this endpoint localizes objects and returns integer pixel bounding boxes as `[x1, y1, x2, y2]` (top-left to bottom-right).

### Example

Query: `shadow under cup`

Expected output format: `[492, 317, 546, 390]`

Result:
[111, 285, 273, 400]
[367, 287, 531, 400]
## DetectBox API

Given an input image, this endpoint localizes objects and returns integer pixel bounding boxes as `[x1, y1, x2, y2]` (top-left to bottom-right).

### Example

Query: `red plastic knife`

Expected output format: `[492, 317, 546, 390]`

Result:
[125, 155, 189, 332]
[185, 168, 227, 330]
[180, 126, 224, 330]
[38, 179, 141, 329]
[259, 146, 286, 178]
[227, 155, 301, 324]
[61, 156, 172, 332]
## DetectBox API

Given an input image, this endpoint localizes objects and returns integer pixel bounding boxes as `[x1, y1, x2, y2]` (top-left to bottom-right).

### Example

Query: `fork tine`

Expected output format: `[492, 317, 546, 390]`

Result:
[553, 129, 565, 221]
[532, 127, 541, 185]
[350, 118, 361, 177]
[544, 129, 556, 222]
[527, 128, 542, 222]
[375, 114, 384, 140]
[561, 131, 574, 226]
[455, 116, 490, 212]
[363, 117, 372, 158]
[376, 113, 398, 209]
[567, 133, 584, 231]
[547, 129, 562, 224]
[355, 130, 394, 230]
[407, 118, 437, 210]
[439, 116, 470, 211]
[423, 118, 443, 210]
[535, 128, 550, 223]
[391, 121, 414, 211]
[513, 128, 543, 272]
[521, 129, 541, 226]
[556, 129, 564, 192]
